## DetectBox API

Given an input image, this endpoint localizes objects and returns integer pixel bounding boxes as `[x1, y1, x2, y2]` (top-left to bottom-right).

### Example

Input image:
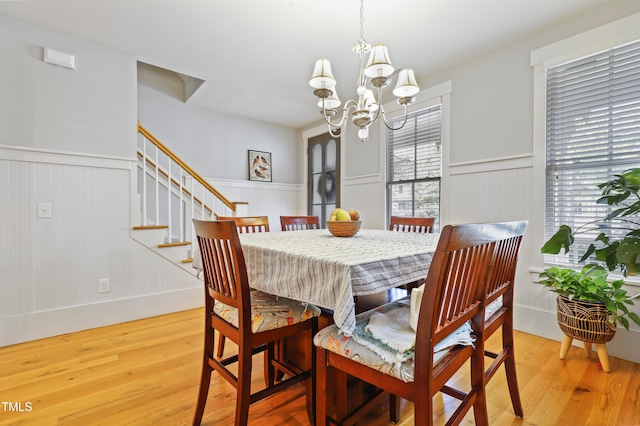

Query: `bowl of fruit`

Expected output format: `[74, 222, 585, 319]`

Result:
[327, 208, 361, 237]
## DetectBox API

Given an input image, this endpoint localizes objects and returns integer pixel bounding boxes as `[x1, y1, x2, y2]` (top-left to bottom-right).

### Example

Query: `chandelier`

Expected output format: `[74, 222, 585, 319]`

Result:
[309, 0, 420, 142]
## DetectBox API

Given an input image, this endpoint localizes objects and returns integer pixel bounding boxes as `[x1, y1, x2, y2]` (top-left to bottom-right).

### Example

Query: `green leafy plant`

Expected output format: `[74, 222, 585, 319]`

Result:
[539, 265, 640, 330]
[541, 168, 640, 276]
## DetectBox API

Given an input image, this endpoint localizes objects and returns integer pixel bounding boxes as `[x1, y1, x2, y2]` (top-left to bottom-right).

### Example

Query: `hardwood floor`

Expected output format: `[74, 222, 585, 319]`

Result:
[1, 308, 639, 425]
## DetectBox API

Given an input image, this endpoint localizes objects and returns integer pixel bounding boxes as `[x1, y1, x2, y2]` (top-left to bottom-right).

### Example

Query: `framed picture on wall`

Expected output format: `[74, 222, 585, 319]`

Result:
[248, 150, 272, 182]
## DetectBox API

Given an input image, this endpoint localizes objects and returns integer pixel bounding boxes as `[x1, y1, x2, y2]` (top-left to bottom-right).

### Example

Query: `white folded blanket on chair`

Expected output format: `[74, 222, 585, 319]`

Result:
[365, 307, 416, 353]
[358, 306, 475, 367]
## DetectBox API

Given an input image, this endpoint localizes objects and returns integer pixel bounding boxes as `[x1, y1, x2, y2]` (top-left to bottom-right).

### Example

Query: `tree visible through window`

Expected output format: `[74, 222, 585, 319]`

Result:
[387, 105, 442, 228]
[545, 39, 640, 268]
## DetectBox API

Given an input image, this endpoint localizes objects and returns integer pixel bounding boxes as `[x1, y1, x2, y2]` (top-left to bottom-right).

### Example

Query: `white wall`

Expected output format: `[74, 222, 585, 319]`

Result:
[0, 14, 136, 157]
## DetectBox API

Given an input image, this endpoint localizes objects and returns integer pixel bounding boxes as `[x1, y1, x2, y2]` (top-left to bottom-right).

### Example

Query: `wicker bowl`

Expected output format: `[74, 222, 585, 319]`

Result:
[327, 220, 362, 237]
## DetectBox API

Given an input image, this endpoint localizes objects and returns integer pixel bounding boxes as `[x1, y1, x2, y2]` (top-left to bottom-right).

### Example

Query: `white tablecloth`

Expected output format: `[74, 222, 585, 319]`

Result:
[194, 228, 438, 334]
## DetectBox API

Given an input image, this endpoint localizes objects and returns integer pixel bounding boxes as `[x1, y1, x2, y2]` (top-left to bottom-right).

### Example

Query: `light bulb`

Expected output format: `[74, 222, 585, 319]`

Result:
[358, 127, 369, 141]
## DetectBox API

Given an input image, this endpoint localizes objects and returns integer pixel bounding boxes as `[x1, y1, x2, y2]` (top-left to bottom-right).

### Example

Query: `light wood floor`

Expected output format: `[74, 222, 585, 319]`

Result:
[1, 308, 639, 426]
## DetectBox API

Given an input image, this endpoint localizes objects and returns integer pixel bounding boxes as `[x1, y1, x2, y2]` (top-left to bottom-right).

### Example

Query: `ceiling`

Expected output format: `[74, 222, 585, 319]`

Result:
[0, 0, 612, 129]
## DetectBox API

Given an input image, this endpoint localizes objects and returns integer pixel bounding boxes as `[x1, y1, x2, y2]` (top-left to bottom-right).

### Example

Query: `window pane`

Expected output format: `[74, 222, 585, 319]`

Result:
[326, 139, 337, 171]
[414, 181, 441, 226]
[312, 173, 322, 204]
[325, 170, 336, 203]
[312, 144, 322, 173]
[389, 183, 413, 217]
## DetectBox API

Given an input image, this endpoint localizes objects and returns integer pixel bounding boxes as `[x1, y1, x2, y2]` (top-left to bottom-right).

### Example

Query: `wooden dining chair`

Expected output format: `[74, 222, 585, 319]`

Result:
[482, 220, 528, 418]
[280, 215, 320, 231]
[315, 222, 504, 426]
[216, 215, 270, 233]
[213, 215, 270, 357]
[192, 219, 320, 426]
[389, 216, 435, 233]
[388, 216, 435, 292]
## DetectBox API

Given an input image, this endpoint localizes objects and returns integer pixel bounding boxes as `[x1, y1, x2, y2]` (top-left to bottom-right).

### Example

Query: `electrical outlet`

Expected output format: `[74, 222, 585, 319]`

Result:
[98, 278, 110, 293]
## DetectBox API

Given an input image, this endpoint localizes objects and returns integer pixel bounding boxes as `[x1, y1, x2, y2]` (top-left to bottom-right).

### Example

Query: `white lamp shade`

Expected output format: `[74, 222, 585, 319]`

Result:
[309, 58, 337, 89]
[393, 68, 420, 97]
[317, 88, 341, 109]
[364, 45, 394, 78]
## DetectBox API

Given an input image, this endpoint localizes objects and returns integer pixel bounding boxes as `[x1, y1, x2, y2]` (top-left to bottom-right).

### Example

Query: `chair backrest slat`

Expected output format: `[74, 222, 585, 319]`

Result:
[216, 216, 270, 233]
[193, 219, 250, 312]
[280, 215, 320, 231]
[389, 216, 435, 233]
[415, 222, 527, 357]
[485, 230, 525, 303]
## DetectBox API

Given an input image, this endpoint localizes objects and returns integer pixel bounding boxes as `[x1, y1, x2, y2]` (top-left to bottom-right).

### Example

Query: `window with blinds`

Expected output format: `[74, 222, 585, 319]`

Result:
[545, 39, 640, 268]
[387, 105, 442, 227]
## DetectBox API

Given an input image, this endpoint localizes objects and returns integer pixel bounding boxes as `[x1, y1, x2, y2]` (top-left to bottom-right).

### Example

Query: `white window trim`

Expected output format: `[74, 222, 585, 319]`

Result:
[379, 80, 453, 224]
[530, 12, 640, 285]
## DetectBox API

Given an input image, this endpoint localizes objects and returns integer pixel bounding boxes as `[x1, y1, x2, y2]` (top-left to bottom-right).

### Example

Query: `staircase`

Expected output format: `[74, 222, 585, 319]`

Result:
[131, 123, 245, 274]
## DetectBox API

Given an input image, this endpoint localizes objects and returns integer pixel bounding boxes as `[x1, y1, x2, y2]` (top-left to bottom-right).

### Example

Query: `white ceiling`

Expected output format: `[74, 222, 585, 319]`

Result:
[0, 0, 611, 129]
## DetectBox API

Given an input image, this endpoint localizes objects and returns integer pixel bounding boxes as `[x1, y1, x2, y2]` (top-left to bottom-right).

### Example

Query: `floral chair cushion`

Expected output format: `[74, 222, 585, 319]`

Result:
[214, 289, 321, 333]
[314, 298, 477, 383]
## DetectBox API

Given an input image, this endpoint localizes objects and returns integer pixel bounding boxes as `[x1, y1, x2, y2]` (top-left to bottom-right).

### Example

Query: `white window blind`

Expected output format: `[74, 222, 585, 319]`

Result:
[387, 105, 442, 226]
[545, 39, 640, 267]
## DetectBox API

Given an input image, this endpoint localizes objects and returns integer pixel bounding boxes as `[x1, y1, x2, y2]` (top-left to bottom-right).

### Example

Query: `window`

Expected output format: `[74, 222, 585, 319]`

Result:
[387, 105, 442, 227]
[545, 39, 640, 268]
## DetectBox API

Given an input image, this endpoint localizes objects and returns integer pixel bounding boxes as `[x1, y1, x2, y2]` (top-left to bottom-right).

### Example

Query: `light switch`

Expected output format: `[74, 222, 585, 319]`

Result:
[37, 202, 52, 218]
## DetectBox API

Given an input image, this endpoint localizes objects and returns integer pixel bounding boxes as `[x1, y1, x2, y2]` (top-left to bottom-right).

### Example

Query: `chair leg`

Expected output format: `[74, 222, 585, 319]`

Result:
[412, 385, 433, 426]
[235, 345, 253, 426]
[315, 347, 328, 426]
[193, 359, 212, 425]
[265, 342, 275, 388]
[216, 334, 226, 358]
[502, 324, 523, 417]
[307, 322, 318, 425]
[390, 394, 400, 423]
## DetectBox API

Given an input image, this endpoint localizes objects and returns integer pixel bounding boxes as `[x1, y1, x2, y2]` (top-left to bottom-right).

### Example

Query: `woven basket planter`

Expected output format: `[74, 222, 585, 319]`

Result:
[556, 295, 616, 344]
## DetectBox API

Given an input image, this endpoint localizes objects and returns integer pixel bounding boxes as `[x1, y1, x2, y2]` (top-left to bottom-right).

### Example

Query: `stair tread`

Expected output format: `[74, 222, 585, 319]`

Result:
[157, 241, 191, 248]
[133, 225, 168, 230]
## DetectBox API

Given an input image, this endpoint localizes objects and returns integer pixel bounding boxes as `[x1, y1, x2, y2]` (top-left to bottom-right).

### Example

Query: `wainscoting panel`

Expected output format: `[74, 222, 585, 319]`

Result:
[0, 146, 202, 346]
[447, 164, 547, 312]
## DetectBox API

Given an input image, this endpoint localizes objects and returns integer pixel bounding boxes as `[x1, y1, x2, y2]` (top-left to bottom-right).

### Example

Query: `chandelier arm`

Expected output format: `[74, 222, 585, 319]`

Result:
[321, 99, 358, 129]
[380, 104, 410, 131]
[328, 126, 343, 138]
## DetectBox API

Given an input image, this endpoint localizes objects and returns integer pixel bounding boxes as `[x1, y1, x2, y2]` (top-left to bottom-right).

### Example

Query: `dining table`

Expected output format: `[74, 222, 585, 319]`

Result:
[194, 227, 439, 335]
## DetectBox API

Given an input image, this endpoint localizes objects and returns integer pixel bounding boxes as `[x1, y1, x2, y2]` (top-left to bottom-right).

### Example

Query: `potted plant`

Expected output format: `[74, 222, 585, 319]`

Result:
[540, 169, 640, 371]
[539, 265, 640, 332]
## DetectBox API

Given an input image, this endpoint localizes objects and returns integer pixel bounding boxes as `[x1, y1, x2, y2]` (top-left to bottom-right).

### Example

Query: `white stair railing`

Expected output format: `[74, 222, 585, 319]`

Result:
[136, 123, 241, 259]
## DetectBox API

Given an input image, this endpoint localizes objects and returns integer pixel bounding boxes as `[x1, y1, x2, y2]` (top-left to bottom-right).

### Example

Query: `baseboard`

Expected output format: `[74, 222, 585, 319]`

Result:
[514, 303, 640, 364]
[0, 287, 203, 347]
